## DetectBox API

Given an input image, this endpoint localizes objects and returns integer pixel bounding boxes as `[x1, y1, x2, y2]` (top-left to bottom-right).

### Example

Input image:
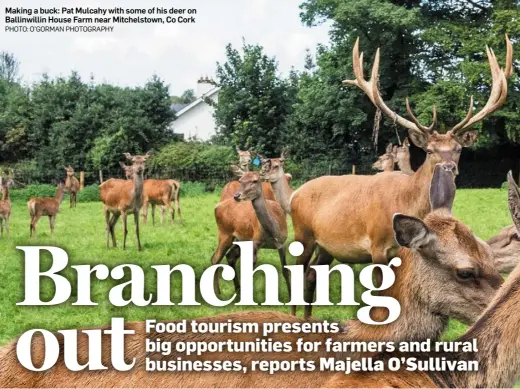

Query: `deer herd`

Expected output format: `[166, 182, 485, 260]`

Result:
[0, 35, 520, 388]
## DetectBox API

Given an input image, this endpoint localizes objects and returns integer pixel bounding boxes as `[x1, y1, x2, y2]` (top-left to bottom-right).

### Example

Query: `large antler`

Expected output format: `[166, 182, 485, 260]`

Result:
[450, 34, 513, 135]
[343, 38, 436, 137]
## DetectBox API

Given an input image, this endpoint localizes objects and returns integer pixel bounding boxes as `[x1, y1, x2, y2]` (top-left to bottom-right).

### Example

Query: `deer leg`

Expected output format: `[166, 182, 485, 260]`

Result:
[278, 246, 291, 300]
[5, 216, 9, 238]
[31, 214, 40, 239]
[105, 209, 111, 249]
[226, 245, 241, 292]
[304, 246, 334, 320]
[371, 244, 390, 287]
[142, 202, 148, 225]
[151, 204, 156, 227]
[122, 212, 128, 250]
[0, 219, 3, 238]
[73, 192, 77, 208]
[175, 194, 182, 224]
[210, 233, 233, 296]
[49, 215, 56, 234]
[109, 213, 120, 248]
[290, 233, 316, 316]
[163, 199, 174, 225]
[160, 205, 166, 225]
[134, 211, 142, 251]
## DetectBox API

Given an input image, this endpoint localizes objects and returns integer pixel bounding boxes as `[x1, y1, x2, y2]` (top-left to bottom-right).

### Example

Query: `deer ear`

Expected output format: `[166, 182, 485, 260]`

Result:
[455, 131, 478, 148]
[407, 130, 429, 150]
[385, 143, 393, 154]
[230, 165, 245, 178]
[123, 153, 133, 161]
[507, 171, 520, 232]
[403, 138, 410, 147]
[430, 165, 456, 212]
[235, 145, 241, 153]
[144, 151, 152, 159]
[393, 214, 432, 249]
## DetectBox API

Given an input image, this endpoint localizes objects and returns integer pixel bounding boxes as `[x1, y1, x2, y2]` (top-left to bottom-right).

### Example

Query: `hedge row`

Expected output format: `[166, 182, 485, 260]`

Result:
[7, 182, 217, 203]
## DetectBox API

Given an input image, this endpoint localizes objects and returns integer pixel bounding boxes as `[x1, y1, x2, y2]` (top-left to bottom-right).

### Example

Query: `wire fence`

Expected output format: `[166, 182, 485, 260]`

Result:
[1, 158, 517, 190]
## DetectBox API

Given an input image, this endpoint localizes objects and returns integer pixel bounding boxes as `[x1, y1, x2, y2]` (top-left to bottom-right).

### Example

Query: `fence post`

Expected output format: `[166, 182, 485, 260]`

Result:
[352, 165, 356, 175]
[99, 170, 104, 184]
[80, 171, 85, 191]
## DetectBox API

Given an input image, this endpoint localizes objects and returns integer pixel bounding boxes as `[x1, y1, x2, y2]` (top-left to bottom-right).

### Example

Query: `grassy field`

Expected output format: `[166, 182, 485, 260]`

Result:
[0, 188, 512, 346]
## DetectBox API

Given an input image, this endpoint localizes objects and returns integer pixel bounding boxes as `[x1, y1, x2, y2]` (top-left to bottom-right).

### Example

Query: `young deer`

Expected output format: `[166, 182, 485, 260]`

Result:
[121, 163, 183, 225]
[211, 168, 289, 295]
[27, 182, 65, 238]
[0, 166, 503, 388]
[0, 180, 13, 238]
[284, 35, 512, 318]
[100, 152, 150, 251]
[487, 171, 520, 273]
[372, 143, 396, 172]
[63, 166, 80, 208]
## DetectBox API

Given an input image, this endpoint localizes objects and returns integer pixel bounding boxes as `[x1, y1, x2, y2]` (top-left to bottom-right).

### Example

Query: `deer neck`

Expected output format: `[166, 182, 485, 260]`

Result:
[251, 190, 282, 244]
[2, 187, 9, 201]
[397, 156, 413, 175]
[56, 188, 65, 204]
[403, 159, 436, 218]
[340, 248, 447, 345]
[132, 170, 144, 203]
[271, 174, 293, 215]
[450, 271, 520, 388]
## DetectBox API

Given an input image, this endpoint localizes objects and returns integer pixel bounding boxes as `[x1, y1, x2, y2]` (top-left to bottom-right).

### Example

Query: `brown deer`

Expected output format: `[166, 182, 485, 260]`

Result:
[0, 180, 13, 238]
[100, 152, 150, 251]
[0, 166, 503, 388]
[259, 149, 294, 215]
[63, 166, 80, 208]
[395, 137, 414, 175]
[28, 183, 65, 238]
[284, 35, 512, 318]
[220, 146, 278, 202]
[211, 168, 288, 295]
[372, 143, 396, 172]
[119, 162, 182, 225]
[487, 171, 520, 274]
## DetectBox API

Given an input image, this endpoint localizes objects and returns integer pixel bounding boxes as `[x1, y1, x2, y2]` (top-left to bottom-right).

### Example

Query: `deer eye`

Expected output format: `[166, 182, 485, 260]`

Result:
[427, 149, 434, 155]
[456, 269, 475, 280]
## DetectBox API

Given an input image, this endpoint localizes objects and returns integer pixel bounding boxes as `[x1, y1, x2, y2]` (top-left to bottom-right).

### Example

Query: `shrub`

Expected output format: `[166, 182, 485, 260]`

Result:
[10, 184, 58, 202]
[77, 185, 100, 202]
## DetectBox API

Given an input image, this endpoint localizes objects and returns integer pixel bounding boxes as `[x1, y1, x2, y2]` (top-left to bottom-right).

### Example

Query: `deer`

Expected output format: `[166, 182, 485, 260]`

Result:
[63, 166, 80, 208]
[279, 35, 512, 318]
[395, 137, 414, 175]
[27, 182, 65, 238]
[487, 171, 520, 274]
[119, 162, 182, 225]
[321, 177, 520, 388]
[0, 165, 504, 388]
[0, 179, 13, 238]
[372, 143, 396, 172]
[211, 168, 289, 296]
[220, 146, 280, 202]
[100, 152, 150, 251]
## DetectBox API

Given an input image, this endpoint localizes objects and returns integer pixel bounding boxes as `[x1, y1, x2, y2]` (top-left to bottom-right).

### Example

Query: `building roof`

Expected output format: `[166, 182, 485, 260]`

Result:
[175, 86, 221, 117]
[171, 103, 189, 112]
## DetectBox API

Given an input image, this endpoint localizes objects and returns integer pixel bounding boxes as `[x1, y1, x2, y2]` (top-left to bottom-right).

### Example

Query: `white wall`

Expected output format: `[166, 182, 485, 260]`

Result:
[171, 92, 218, 141]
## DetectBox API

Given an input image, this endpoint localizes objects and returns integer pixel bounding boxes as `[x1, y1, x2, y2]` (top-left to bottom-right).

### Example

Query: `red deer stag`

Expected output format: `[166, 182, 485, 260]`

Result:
[28, 182, 65, 238]
[63, 166, 80, 208]
[100, 152, 150, 251]
[487, 171, 520, 273]
[285, 35, 512, 318]
[0, 179, 13, 238]
[121, 162, 183, 225]
[0, 166, 504, 388]
[211, 168, 288, 295]
[372, 142, 396, 172]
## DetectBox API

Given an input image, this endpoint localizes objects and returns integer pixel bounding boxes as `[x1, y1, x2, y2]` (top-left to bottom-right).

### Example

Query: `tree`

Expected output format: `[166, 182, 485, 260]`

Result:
[171, 89, 196, 104]
[0, 52, 20, 83]
[214, 41, 297, 154]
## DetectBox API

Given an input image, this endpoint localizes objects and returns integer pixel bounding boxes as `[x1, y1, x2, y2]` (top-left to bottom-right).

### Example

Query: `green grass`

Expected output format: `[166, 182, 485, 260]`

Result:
[0, 188, 511, 345]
